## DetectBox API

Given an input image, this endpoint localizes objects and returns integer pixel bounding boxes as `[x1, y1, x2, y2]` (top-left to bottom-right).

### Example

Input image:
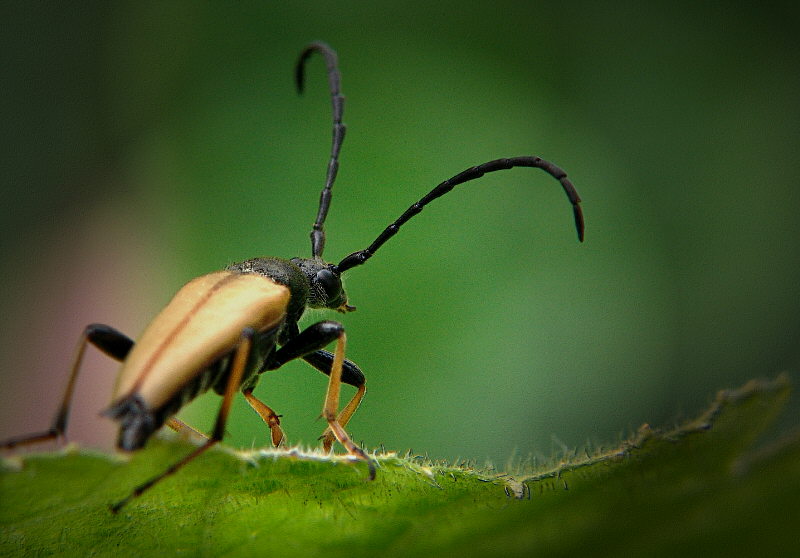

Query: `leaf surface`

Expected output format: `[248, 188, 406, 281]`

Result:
[1, 375, 797, 557]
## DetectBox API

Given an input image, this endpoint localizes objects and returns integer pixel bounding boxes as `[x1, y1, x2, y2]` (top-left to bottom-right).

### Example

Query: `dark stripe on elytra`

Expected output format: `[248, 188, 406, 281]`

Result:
[130, 273, 240, 395]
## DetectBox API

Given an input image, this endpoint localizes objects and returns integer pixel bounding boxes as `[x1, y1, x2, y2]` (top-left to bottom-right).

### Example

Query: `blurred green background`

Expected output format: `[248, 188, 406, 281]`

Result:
[1, 1, 798, 467]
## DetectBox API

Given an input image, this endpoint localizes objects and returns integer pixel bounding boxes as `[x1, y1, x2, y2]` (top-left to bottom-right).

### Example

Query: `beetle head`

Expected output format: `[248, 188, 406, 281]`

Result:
[291, 257, 355, 313]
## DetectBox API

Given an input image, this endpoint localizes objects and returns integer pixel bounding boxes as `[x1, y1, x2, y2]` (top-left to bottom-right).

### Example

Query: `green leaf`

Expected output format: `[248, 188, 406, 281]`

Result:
[1, 375, 797, 557]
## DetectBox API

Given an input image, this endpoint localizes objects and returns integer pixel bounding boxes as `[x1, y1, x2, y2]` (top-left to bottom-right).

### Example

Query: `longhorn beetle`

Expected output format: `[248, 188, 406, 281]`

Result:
[0, 42, 584, 512]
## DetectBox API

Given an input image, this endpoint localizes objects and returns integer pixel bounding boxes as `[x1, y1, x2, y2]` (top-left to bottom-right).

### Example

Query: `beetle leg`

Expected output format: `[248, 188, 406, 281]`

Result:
[264, 321, 344, 369]
[165, 417, 210, 444]
[267, 325, 367, 449]
[263, 321, 373, 477]
[302, 349, 365, 388]
[243, 389, 284, 447]
[301, 350, 366, 451]
[322, 332, 375, 479]
[1, 324, 133, 450]
[110, 327, 255, 513]
[319, 382, 366, 452]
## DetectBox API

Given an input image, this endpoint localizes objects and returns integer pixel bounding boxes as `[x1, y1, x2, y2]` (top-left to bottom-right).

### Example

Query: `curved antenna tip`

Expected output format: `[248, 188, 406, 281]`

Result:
[575, 205, 585, 242]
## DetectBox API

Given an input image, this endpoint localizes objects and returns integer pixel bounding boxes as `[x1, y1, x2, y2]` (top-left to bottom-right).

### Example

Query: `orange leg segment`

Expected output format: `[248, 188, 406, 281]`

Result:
[321, 333, 375, 479]
[243, 389, 285, 447]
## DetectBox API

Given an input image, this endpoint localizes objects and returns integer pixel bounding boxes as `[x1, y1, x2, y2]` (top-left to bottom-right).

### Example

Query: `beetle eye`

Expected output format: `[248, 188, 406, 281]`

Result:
[314, 268, 343, 307]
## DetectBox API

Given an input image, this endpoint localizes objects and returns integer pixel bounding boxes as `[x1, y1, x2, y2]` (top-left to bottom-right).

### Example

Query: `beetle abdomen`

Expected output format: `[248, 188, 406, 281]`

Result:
[104, 359, 228, 450]
[103, 393, 157, 451]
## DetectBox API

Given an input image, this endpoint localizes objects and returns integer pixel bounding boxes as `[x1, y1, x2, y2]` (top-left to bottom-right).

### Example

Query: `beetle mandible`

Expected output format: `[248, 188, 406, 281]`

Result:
[1, 42, 584, 512]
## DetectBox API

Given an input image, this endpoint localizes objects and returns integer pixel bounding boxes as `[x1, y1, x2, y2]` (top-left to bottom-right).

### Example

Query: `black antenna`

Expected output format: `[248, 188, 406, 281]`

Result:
[296, 41, 346, 259]
[336, 156, 584, 273]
